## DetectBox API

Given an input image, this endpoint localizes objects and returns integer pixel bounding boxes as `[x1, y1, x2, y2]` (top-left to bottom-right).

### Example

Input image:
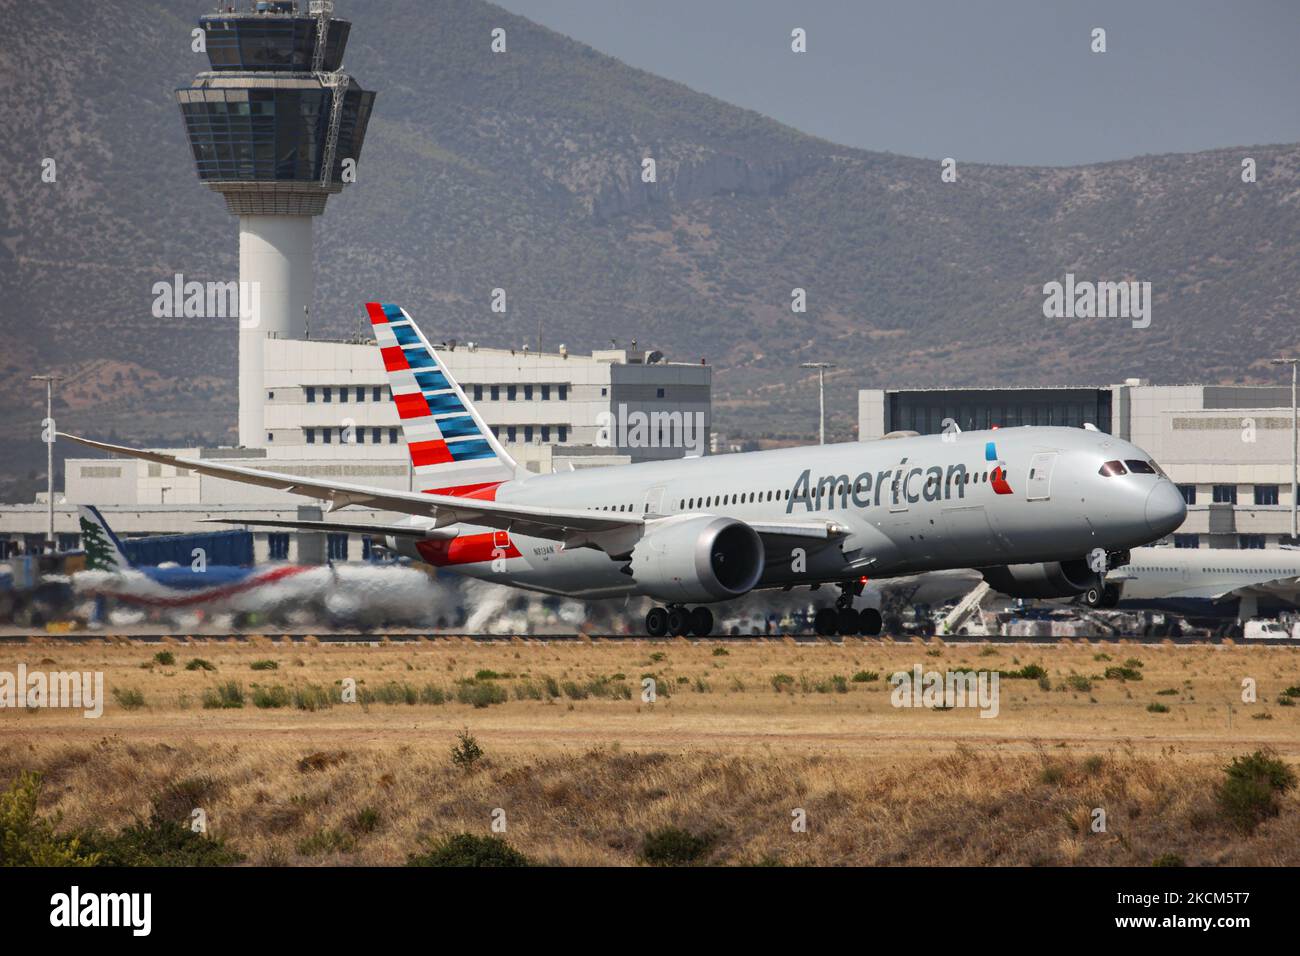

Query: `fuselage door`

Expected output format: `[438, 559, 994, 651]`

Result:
[643, 485, 666, 516]
[1025, 452, 1057, 502]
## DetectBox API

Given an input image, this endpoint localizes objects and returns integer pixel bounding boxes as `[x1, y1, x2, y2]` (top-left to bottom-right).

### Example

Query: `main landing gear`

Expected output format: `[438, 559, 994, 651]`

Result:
[812, 581, 883, 637]
[645, 604, 714, 637]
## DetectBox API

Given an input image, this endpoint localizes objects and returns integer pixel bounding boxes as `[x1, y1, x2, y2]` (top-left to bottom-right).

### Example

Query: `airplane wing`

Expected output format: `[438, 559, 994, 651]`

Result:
[201, 517, 434, 538]
[58, 434, 641, 545]
[1163, 577, 1300, 603]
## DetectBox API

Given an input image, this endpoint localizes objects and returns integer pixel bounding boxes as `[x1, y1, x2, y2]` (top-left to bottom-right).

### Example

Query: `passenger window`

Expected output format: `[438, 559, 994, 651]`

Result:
[1099, 460, 1127, 477]
[1125, 460, 1156, 474]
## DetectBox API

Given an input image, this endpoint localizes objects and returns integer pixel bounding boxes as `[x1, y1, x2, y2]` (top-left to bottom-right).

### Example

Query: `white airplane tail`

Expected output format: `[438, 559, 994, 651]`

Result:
[366, 302, 519, 498]
[76, 505, 133, 571]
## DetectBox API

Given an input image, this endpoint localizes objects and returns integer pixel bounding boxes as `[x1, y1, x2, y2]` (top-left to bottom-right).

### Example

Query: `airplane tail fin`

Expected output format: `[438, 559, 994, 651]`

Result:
[366, 302, 519, 497]
[76, 505, 133, 571]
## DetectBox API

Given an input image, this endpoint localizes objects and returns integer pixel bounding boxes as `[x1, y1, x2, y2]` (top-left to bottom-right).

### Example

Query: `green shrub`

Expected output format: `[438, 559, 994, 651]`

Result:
[1155, 688, 1178, 696]
[407, 833, 531, 867]
[1067, 674, 1092, 692]
[712, 647, 729, 657]
[1146, 702, 1170, 713]
[851, 670, 879, 683]
[771, 673, 795, 693]
[1104, 666, 1143, 682]
[1152, 853, 1185, 867]
[296, 827, 355, 856]
[349, 807, 381, 835]
[457, 681, 507, 708]
[82, 813, 243, 866]
[450, 729, 483, 772]
[113, 687, 145, 711]
[293, 684, 336, 711]
[152, 650, 175, 666]
[1216, 750, 1297, 834]
[250, 659, 279, 671]
[419, 684, 447, 705]
[0, 772, 100, 866]
[640, 827, 716, 866]
[185, 658, 216, 672]
[362, 682, 419, 706]
[202, 681, 245, 709]
[252, 685, 290, 709]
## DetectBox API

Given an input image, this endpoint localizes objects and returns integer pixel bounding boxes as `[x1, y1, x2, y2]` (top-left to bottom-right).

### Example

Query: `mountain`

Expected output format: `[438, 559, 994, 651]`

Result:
[1, 0, 1298, 496]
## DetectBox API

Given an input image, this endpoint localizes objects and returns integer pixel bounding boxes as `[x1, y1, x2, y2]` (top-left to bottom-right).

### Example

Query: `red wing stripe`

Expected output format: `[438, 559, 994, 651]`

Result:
[365, 302, 389, 326]
[423, 481, 503, 500]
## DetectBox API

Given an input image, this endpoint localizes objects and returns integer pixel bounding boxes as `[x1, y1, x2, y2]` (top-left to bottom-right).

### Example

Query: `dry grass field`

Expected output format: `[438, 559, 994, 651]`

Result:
[1, 636, 1298, 866]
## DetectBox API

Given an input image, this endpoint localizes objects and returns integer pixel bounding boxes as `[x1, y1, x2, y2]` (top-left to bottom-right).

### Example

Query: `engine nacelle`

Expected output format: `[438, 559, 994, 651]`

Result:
[979, 559, 1102, 599]
[628, 515, 764, 603]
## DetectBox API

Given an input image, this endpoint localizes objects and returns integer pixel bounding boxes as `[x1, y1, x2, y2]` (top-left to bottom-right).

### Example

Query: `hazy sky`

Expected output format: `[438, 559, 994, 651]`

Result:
[493, 0, 1300, 166]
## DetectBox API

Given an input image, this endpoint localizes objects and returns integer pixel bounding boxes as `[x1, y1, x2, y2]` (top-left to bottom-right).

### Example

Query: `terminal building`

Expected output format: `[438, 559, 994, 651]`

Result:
[859, 380, 1300, 549]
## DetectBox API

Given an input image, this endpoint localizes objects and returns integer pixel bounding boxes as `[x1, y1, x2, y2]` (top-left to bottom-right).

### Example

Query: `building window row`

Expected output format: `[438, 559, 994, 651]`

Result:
[1183, 484, 1282, 506]
[472, 384, 569, 402]
[305, 427, 400, 445]
[305, 386, 391, 404]
[492, 425, 568, 444]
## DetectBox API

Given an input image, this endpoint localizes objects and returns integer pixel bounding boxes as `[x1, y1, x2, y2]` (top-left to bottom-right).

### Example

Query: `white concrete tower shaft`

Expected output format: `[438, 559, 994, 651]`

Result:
[238, 215, 314, 448]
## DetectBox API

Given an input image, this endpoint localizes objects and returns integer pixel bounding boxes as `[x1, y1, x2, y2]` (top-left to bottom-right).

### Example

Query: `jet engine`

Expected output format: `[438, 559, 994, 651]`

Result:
[628, 515, 764, 603]
[979, 559, 1102, 599]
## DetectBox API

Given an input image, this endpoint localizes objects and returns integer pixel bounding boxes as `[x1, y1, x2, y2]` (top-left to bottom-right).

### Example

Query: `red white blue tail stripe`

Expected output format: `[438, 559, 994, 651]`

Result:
[366, 302, 517, 496]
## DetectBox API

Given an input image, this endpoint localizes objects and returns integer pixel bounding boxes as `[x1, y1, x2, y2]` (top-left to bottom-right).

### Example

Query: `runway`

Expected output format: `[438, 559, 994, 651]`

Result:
[0, 629, 1293, 646]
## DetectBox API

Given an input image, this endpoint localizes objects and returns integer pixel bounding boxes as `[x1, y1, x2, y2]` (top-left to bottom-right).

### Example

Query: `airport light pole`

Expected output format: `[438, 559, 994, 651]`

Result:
[31, 374, 60, 553]
[1271, 358, 1299, 540]
[800, 362, 835, 445]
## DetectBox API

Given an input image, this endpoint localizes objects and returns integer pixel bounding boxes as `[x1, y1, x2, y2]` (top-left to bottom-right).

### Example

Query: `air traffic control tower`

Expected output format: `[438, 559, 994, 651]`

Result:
[176, 0, 375, 448]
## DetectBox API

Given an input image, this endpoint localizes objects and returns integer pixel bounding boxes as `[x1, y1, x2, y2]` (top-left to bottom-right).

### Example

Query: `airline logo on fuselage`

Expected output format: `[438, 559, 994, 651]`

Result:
[786, 456, 1012, 514]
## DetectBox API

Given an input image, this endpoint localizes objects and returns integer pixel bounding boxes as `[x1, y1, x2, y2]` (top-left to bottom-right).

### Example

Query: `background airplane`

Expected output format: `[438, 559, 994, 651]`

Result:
[1083, 545, 1300, 620]
[71, 506, 444, 628]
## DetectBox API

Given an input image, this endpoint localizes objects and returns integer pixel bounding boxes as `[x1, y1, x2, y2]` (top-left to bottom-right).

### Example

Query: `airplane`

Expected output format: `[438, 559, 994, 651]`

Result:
[70, 505, 442, 626]
[59, 302, 1187, 638]
[1079, 544, 1300, 620]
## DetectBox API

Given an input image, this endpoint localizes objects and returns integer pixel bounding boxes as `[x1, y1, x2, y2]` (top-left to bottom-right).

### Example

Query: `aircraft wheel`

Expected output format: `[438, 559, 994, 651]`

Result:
[836, 607, 860, 636]
[667, 606, 689, 637]
[859, 607, 883, 637]
[814, 608, 838, 636]
[645, 606, 669, 637]
[688, 606, 714, 637]
[1081, 586, 1102, 607]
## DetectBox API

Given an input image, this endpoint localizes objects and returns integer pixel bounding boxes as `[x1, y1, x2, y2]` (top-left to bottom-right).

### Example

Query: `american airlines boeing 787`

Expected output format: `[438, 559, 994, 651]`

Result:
[62, 303, 1186, 636]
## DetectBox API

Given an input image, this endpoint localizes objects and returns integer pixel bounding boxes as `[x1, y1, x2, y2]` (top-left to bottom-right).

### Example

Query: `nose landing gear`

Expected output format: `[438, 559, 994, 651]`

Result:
[645, 604, 715, 637]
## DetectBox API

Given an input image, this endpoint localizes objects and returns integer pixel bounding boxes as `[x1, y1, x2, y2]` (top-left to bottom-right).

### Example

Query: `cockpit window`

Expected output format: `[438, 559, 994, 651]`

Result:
[1099, 460, 1127, 477]
[1125, 460, 1156, 475]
